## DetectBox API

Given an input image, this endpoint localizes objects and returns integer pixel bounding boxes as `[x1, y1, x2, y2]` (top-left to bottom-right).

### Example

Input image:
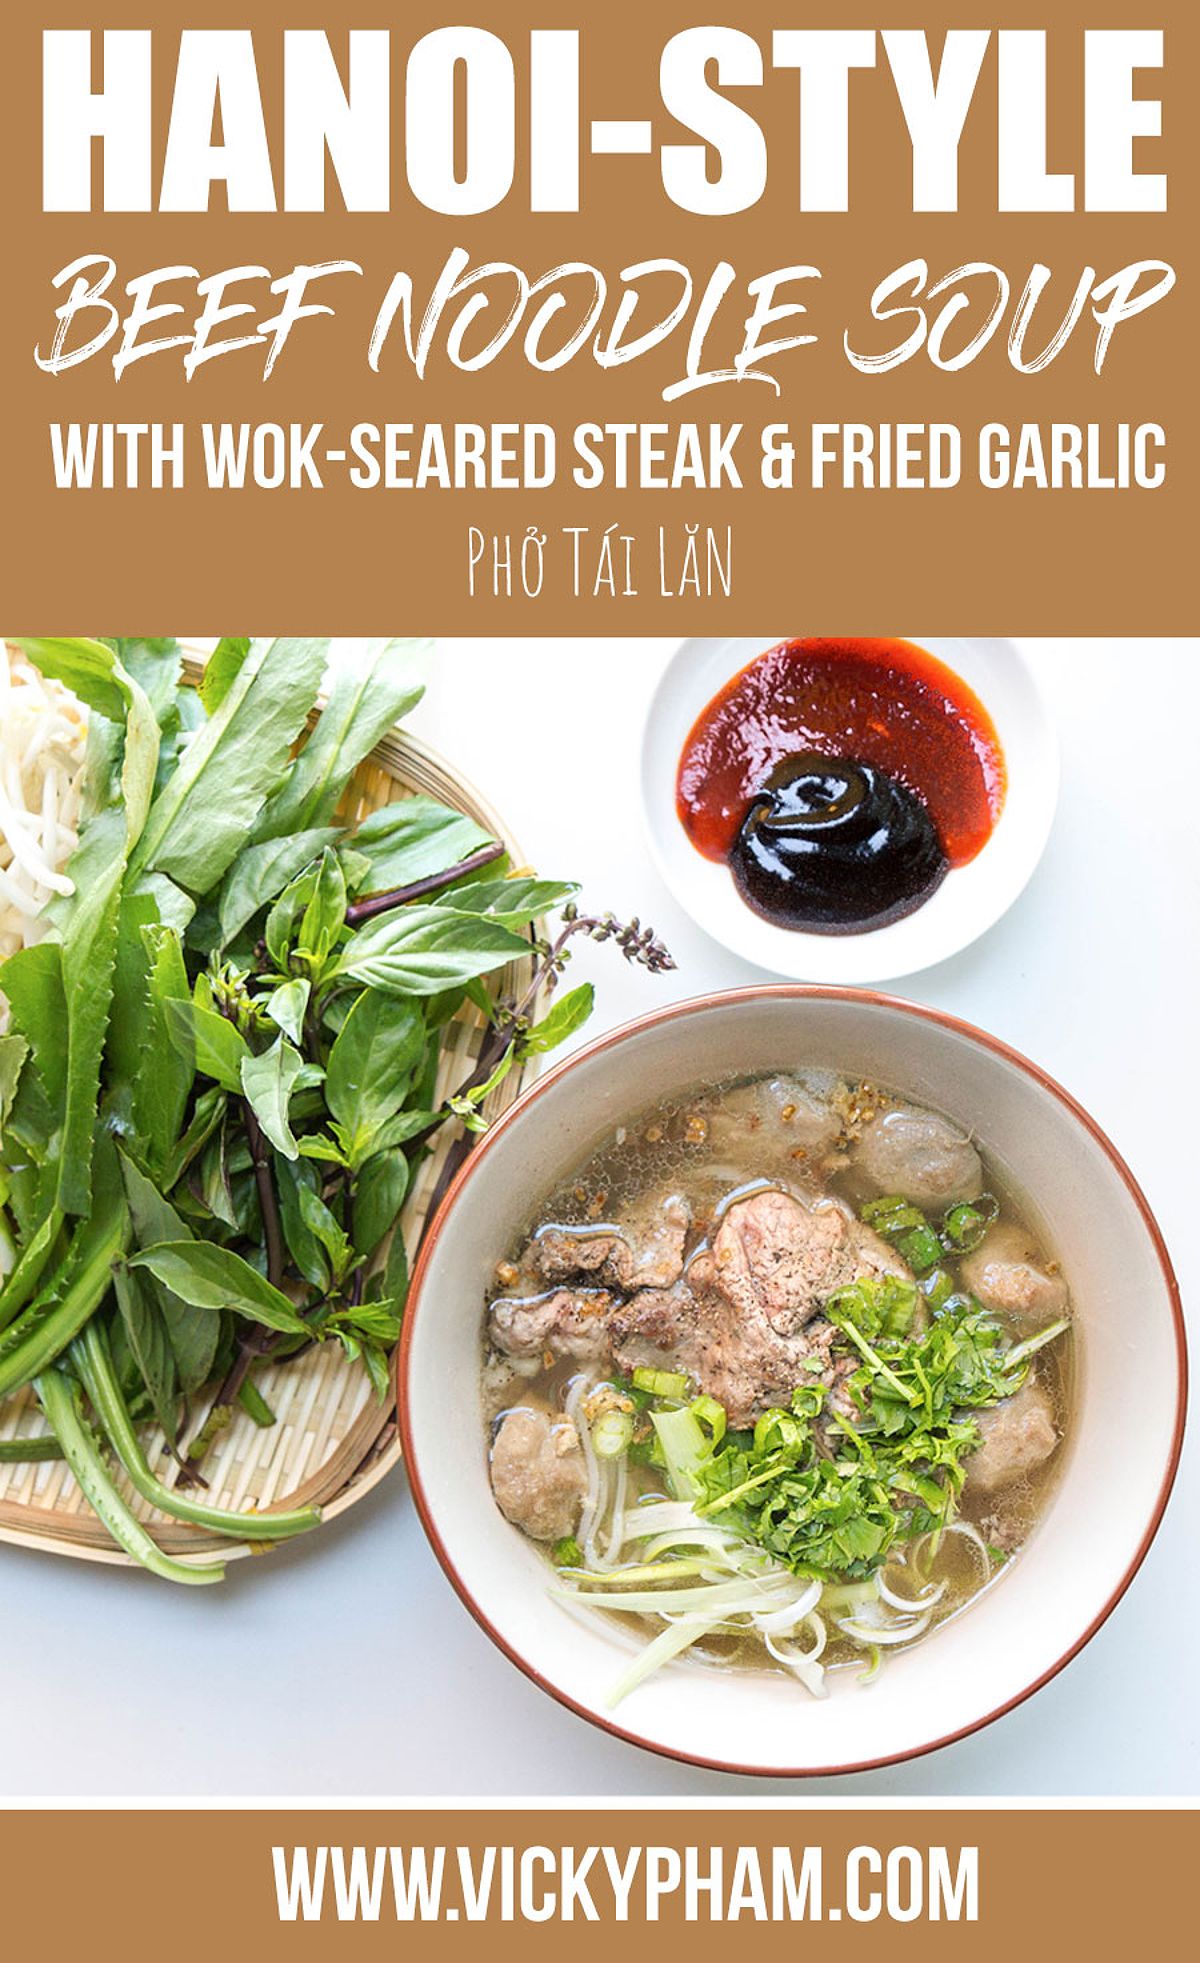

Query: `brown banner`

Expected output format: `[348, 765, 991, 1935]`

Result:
[0, 1807, 1194, 1949]
[2, 0, 1197, 631]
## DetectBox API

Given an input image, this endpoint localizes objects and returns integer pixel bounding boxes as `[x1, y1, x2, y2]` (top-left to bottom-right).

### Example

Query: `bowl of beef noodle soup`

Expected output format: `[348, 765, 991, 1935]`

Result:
[400, 988, 1184, 1775]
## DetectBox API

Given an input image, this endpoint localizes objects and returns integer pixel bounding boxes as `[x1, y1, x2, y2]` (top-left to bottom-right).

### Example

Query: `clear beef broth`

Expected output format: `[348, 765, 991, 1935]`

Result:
[482, 1071, 1074, 1685]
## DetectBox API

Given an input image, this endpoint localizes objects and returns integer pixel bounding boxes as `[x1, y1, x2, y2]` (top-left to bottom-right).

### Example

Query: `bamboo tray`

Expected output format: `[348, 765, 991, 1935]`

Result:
[0, 662, 536, 1568]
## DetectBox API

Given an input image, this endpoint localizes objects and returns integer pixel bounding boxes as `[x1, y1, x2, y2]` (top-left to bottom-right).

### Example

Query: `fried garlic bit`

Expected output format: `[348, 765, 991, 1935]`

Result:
[836, 1078, 891, 1139]
[582, 1385, 634, 1423]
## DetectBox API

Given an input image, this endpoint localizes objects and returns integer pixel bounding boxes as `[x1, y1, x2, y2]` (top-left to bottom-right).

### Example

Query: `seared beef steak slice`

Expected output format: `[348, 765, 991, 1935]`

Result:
[532, 1192, 690, 1291]
[488, 1288, 616, 1364]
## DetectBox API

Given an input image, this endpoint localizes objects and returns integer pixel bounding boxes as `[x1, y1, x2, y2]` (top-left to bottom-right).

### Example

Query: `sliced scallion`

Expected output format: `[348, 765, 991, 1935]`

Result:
[632, 1366, 690, 1400]
[591, 1409, 634, 1459]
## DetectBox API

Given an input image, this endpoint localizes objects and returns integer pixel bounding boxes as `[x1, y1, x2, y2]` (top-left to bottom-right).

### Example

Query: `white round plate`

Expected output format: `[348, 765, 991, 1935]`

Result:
[641, 637, 1059, 983]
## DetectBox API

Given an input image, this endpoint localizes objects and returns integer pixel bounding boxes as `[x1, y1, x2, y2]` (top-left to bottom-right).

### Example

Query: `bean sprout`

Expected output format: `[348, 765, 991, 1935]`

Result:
[0, 645, 88, 1011]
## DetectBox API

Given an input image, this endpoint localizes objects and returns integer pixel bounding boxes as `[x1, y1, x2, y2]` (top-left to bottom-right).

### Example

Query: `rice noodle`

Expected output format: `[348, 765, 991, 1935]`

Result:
[566, 1374, 623, 1571]
[0, 645, 88, 1011]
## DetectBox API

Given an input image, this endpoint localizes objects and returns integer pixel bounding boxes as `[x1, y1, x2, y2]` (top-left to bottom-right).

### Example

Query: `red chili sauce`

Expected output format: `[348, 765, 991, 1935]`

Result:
[676, 639, 1006, 935]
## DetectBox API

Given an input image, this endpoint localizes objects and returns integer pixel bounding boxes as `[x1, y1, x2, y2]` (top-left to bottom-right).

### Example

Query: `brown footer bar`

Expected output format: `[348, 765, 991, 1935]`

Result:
[1, 1808, 1192, 1951]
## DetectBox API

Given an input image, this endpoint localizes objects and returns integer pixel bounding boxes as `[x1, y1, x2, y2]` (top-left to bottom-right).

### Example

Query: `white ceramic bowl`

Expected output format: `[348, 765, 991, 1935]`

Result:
[641, 638, 1059, 982]
[400, 989, 1184, 1776]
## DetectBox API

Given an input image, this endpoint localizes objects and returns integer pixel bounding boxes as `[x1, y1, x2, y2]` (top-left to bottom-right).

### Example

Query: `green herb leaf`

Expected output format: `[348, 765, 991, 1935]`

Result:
[11, 641, 161, 1217]
[331, 1298, 400, 1345]
[240, 1035, 305, 1161]
[130, 926, 194, 1176]
[129, 1242, 309, 1336]
[131, 637, 329, 895]
[350, 1148, 409, 1258]
[163, 998, 252, 1095]
[274, 1158, 331, 1289]
[438, 876, 577, 930]
[297, 1185, 352, 1281]
[331, 904, 530, 997]
[296, 847, 347, 970]
[20, 638, 159, 840]
[521, 983, 595, 1055]
[216, 828, 342, 948]
[112, 1266, 178, 1445]
[118, 1150, 221, 1393]
[348, 795, 493, 893]
[0, 1036, 29, 1136]
[325, 992, 424, 1167]
[104, 639, 183, 727]
[355, 1107, 439, 1155]
[17, 636, 139, 727]
[162, 1085, 227, 1191]
[253, 639, 427, 841]
[265, 978, 311, 1046]
[53, 808, 145, 1214]
[199, 637, 252, 714]
[0, 943, 67, 1116]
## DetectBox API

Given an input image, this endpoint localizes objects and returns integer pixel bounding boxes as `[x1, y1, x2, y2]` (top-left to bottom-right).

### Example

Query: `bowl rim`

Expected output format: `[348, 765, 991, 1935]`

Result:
[398, 984, 1188, 1779]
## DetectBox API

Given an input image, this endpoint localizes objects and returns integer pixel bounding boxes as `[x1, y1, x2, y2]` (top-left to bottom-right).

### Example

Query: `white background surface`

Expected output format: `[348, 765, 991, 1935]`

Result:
[0, 637, 1195, 1799]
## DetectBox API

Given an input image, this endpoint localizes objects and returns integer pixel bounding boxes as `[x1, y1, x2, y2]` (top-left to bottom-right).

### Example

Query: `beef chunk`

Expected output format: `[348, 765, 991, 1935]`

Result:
[690, 1187, 904, 1336]
[966, 1379, 1058, 1496]
[611, 1285, 849, 1431]
[853, 1103, 983, 1208]
[532, 1192, 690, 1291]
[488, 1287, 615, 1363]
[490, 1187, 909, 1430]
[610, 1189, 909, 1428]
[959, 1223, 1068, 1327]
[489, 1405, 586, 1541]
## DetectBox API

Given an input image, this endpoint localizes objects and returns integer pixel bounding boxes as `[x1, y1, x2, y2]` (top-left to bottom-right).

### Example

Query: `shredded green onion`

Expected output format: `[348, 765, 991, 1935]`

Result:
[689, 1393, 727, 1445]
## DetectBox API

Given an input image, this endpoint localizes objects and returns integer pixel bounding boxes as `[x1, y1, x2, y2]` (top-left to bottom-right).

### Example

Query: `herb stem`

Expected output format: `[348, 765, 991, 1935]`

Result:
[0, 1434, 65, 1462]
[36, 1368, 226, 1586]
[241, 1099, 285, 1288]
[696, 1455, 795, 1517]
[838, 1318, 923, 1407]
[421, 910, 675, 1229]
[344, 842, 506, 924]
[1003, 1316, 1072, 1373]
